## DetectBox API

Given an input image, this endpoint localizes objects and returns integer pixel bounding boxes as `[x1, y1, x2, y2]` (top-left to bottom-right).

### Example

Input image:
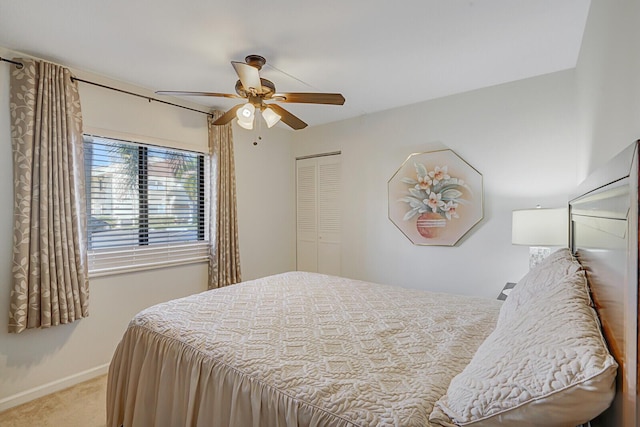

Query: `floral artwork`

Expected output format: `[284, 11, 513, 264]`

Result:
[388, 149, 483, 246]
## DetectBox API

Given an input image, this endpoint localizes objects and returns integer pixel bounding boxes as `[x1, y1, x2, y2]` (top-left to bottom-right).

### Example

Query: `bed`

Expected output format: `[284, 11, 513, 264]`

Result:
[107, 141, 640, 427]
[569, 140, 640, 426]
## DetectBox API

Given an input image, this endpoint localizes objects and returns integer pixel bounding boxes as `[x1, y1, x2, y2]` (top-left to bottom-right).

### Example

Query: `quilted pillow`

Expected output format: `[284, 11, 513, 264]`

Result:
[429, 268, 617, 427]
[497, 248, 583, 323]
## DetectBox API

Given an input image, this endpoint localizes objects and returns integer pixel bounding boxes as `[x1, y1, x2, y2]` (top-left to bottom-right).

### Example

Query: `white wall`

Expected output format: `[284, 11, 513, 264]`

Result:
[292, 70, 579, 297]
[0, 47, 294, 408]
[575, 0, 640, 176]
[288, 0, 640, 299]
[233, 125, 296, 280]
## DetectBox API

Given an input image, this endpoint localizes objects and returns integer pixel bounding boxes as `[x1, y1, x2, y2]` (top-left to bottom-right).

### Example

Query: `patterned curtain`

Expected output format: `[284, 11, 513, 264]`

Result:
[207, 112, 241, 288]
[8, 59, 89, 333]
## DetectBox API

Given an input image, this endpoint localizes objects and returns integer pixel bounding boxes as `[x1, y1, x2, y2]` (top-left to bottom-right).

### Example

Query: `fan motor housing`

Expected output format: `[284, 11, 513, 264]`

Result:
[235, 78, 276, 98]
[245, 54, 266, 70]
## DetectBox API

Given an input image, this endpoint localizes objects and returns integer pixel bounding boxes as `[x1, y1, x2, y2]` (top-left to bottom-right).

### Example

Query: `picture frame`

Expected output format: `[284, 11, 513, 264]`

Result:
[388, 149, 483, 246]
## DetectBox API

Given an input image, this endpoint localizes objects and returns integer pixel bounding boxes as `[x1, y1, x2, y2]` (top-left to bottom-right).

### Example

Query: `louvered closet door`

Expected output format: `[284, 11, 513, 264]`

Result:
[296, 155, 341, 275]
[296, 158, 318, 272]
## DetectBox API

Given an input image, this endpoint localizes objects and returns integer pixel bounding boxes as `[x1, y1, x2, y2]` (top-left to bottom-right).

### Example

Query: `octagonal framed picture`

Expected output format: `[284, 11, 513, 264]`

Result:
[388, 149, 483, 246]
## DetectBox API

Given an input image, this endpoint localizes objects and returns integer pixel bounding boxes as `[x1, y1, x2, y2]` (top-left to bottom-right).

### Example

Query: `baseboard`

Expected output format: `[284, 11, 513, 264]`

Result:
[0, 363, 109, 413]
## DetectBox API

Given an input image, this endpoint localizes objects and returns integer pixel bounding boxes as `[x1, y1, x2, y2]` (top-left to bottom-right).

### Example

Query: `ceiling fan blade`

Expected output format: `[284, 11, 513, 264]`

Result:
[267, 104, 308, 130]
[232, 61, 263, 94]
[273, 92, 345, 105]
[212, 104, 243, 126]
[155, 90, 240, 99]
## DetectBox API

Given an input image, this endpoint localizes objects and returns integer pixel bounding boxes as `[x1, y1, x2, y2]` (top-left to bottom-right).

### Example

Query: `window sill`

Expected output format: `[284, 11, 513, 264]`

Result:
[88, 256, 208, 278]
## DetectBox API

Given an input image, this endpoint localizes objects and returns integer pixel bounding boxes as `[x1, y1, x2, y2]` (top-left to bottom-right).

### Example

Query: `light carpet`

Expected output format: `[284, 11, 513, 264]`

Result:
[0, 374, 107, 427]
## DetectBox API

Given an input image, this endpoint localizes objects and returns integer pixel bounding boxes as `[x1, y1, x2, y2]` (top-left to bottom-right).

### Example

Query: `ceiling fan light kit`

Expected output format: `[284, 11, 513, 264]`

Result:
[156, 54, 345, 131]
[261, 106, 282, 128]
[236, 103, 256, 130]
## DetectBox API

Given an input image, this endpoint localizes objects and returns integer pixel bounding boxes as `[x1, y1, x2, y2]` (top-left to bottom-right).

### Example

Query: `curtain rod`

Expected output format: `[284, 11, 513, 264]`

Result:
[71, 77, 213, 117]
[1, 56, 213, 118]
[0, 57, 23, 69]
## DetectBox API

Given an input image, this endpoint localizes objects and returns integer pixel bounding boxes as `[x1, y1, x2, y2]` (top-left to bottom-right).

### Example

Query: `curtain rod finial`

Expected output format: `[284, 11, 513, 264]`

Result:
[1, 57, 24, 69]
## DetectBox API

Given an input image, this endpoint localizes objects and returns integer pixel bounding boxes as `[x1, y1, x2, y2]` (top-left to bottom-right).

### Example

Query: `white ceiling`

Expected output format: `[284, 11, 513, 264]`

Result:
[0, 0, 591, 129]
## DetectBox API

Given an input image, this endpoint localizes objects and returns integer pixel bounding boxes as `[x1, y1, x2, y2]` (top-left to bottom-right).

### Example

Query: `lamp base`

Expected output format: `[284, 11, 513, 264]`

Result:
[529, 247, 551, 269]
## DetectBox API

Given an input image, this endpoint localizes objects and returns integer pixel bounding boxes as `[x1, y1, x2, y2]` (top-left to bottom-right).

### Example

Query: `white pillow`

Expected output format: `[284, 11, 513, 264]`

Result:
[498, 248, 583, 324]
[429, 268, 617, 427]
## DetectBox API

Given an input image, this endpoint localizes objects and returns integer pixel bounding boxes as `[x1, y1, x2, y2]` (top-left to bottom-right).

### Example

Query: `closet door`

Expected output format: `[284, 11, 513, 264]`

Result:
[316, 156, 341, 275]
[296, 155, 341, 275]
[296, 158, 318, 272]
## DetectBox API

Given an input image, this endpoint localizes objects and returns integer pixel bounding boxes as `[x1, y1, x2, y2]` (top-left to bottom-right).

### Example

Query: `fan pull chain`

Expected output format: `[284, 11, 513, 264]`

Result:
[253, 112, 263, 146]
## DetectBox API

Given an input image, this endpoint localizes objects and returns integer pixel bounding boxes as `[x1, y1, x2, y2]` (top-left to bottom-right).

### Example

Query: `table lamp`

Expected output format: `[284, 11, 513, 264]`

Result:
[512, 207, 568, 269]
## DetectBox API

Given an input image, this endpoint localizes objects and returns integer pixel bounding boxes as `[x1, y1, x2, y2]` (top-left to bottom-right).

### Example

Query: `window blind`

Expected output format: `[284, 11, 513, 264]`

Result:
[84, 135, 209, 275]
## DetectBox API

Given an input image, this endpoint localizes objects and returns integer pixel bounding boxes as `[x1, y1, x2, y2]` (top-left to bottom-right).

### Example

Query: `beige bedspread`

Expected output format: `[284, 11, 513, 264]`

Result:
[107, 272, 501, 427]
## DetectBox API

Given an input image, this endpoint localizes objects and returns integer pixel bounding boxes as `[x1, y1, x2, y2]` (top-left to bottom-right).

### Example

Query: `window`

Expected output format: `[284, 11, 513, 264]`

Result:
[84, 135, 209, 276]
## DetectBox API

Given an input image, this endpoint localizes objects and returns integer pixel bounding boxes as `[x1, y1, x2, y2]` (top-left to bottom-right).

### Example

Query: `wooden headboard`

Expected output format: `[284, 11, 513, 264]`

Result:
[570, 141, 639, 426]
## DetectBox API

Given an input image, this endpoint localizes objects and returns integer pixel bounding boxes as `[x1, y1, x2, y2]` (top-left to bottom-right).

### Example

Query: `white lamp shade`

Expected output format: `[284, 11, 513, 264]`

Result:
[512, 207, 568, 246]
[262, 106, 281, 128]
[236, 103, 255, 129]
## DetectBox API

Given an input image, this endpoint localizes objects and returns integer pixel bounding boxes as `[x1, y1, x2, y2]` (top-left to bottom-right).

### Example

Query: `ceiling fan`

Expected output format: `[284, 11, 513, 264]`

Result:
[156, 55, 345, 130]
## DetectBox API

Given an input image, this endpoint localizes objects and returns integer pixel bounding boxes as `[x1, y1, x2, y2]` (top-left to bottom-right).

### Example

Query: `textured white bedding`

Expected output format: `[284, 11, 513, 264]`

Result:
[107, 272, 501, 427]
[430, 249, 617, 427]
